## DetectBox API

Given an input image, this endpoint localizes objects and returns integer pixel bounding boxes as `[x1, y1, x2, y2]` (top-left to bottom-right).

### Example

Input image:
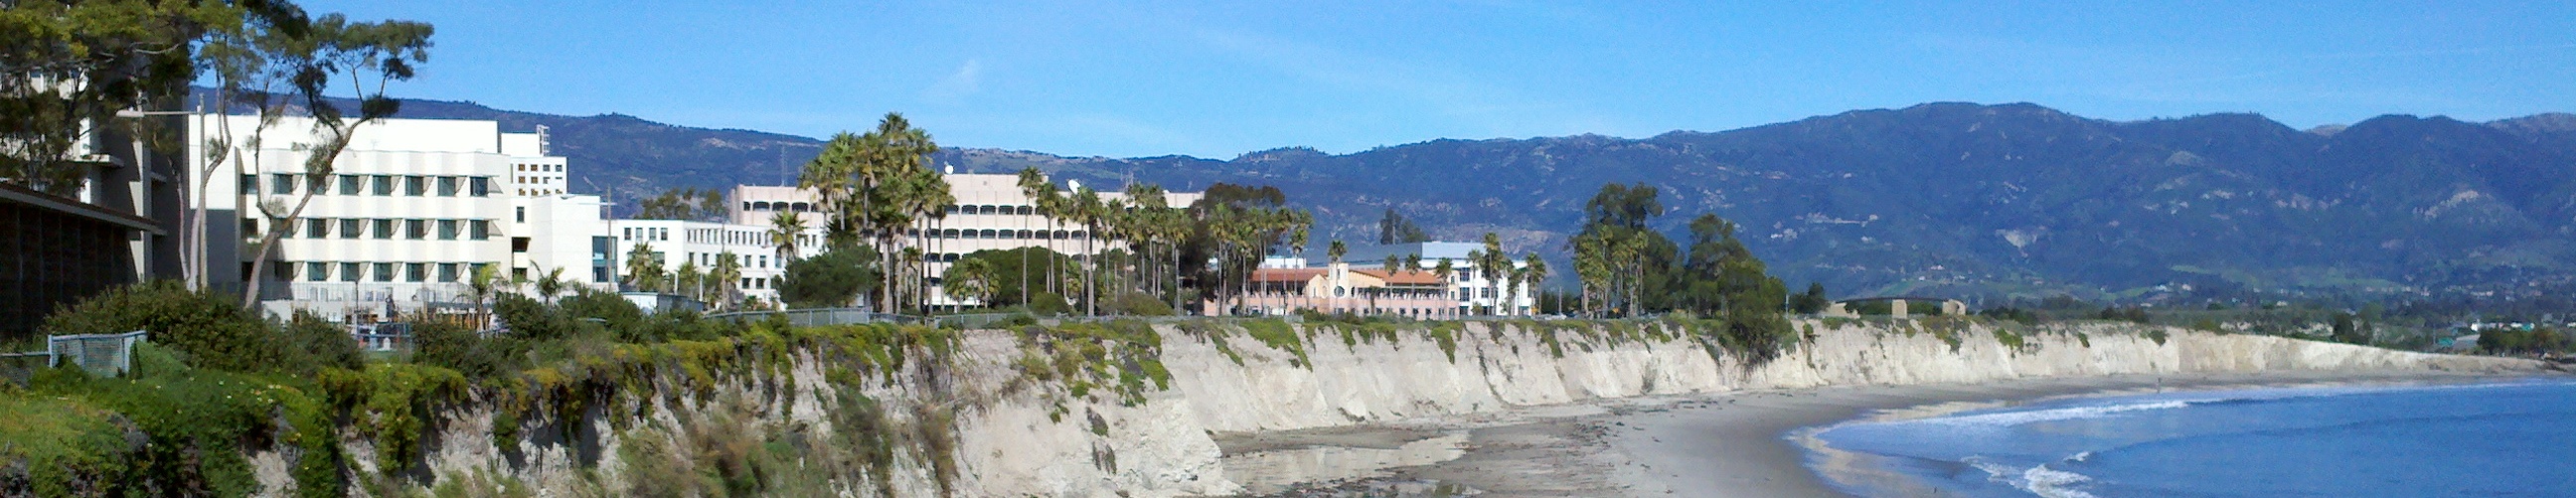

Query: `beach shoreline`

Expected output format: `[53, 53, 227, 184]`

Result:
[1242, 369, 2561, 497]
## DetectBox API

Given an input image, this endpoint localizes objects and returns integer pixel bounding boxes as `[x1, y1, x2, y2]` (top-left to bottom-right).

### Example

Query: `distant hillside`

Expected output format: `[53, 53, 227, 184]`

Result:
[301, 92, 2576, 303]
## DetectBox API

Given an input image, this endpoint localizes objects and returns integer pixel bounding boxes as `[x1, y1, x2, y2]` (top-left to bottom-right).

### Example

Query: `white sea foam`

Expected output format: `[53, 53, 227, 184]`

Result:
[1910, 400, 2194, 428]
[2021, 463, 2097, 498]
[1964, 455, 2098, 498]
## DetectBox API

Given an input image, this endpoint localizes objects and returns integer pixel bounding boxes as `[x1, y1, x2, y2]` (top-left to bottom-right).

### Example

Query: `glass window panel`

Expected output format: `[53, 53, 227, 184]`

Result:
[437, 220, 459, 240]
[307, 261, 330, 281]
[373, 219, 394, 240]
[404, 175, 427, 196]
[437, 176, 459, 196]
[372, 175, 394, 195]
[374, 262, 395, 282]
[339, 174, 361, 195]
[340, 262, 360, 282]
[340, 219, 363, 239]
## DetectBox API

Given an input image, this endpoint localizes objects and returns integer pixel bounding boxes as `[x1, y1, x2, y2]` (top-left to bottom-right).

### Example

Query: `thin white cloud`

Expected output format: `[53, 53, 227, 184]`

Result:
[923, 59, 984, 103]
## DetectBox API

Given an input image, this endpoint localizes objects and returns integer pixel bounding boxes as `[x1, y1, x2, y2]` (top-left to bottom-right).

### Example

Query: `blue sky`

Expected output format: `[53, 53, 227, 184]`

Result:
[295, 1, 2575, 159]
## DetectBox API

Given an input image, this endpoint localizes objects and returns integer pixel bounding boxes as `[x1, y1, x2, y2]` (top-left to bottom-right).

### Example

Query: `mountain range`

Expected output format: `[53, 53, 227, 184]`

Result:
[365, 95, 2576, 303]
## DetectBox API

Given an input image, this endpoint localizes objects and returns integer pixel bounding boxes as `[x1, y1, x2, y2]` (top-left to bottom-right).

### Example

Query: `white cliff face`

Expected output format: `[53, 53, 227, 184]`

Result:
[391, 319, 2540, 497]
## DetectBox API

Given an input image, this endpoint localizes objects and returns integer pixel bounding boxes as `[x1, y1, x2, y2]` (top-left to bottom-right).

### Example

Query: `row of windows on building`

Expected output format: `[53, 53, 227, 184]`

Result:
[244, 217, 495, 241]
[923, 228, 1089, 241]
[244, 173, 495, 198]
[285, 261, 493, 283]
[665, 250, 780, 270]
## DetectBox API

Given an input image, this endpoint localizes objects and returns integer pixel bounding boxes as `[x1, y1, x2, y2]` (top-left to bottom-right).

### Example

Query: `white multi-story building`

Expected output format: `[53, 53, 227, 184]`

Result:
[606, 219, 809, 308]
[718, 174, 1203, 309]
[1335, 242, 1537, 316]
[184, 115, 611, 320]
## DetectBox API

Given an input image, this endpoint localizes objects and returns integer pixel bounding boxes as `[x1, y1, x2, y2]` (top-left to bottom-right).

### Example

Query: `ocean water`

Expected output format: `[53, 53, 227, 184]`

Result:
[1806, 378, 2576, 497]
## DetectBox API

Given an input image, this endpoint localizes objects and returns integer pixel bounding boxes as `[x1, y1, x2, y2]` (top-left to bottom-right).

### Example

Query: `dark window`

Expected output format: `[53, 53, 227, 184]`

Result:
[516, 207, 526, 223]
[271, 174, 296, 195]
[241, 218, 258, 238]
[372, 175, 395, 195]
[405, 263, 426, 282]
[340, 262, 361, 282]
[373, 219, 394, 240]
[437, 176, 460, 196]
[512, 237, 530, 252]
[340, 219, 363, 240]
[405, 220, 427, 240]
[437, 220, 459, 240]
[404, 175, 427, 196]
[373, 262, 395, 282]
[307, 261, 330, 281]
[469, 176, 491, 196]
[240, 174, 257, 195]
[339, 174, 361, 195]
[470, 220, 491, 240]
[306, 219, 330, 239]
[437, 263, 459, 282]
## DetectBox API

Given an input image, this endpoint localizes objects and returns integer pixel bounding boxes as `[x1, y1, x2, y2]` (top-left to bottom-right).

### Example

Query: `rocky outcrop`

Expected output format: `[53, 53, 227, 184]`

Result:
[384, 318, 2540, 497]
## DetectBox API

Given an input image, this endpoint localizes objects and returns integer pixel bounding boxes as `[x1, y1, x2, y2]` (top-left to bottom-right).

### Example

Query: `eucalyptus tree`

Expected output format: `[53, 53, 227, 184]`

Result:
[241, 15, 433, 308]
[768, 211, 805, 261]
[190, 7, 309, 290]
[3, 1, 307, 194]
[1067, 188, 1113, 316]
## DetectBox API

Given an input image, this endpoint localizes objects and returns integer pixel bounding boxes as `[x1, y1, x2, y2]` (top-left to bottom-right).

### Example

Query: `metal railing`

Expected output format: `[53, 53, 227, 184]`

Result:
[1, 330, 148, 385]
[705, 308, 925, 327]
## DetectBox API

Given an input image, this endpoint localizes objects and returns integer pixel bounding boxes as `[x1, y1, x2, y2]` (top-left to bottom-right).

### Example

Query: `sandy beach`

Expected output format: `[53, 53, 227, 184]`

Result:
[1236, 369, 2558, 497]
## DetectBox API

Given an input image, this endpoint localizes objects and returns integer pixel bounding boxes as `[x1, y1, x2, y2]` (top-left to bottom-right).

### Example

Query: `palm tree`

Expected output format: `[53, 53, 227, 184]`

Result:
[1477, 233, 1507, 315]
[465, 263, 502, 328]
[711, 251, 744, 311]
[1004, 167, 1046, 303]
[534, 266, 567, 304]
[1432, 258, 1457, 315]
[675, 260, 704, 301]
[1069, 188, 1109, 316]
[768, 211, 806, 261]
[1519, 251, 1548, 316]
[1329, 240, 1348, 263]
[944, 257, 998, 306]
[625, 243, 664, 293]
[1016, 168, 1060, 303]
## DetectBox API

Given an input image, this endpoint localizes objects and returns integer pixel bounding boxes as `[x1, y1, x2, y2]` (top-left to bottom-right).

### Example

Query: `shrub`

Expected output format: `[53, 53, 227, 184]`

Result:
[285, 311, 364, 374]
[41, 280, 287, 374]
[779, 247, 879, 309]
[495, 293, 578, 342]
[1106, 292, 1174, 316]
[414, 321, 521, 381]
